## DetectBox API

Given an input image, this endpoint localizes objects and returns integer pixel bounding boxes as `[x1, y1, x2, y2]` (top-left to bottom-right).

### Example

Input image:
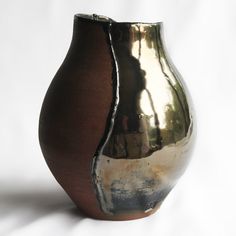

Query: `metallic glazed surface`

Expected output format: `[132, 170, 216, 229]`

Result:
[91, 16, 194, 215]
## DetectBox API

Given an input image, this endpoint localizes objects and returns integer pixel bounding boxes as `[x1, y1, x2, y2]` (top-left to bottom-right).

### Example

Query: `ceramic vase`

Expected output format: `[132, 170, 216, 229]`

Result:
[39, 14, 195, 220]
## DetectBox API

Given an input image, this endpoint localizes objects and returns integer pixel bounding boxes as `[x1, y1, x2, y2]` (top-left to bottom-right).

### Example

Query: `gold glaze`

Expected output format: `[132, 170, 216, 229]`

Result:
[88, 15, 195, 215]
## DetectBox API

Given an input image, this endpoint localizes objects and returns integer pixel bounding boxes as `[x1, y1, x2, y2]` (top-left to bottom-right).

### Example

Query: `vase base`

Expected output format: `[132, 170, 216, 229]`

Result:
[80, 202, 162, 221]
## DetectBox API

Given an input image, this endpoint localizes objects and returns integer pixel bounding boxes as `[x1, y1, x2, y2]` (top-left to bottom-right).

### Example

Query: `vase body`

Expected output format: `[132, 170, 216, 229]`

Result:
[39, 14, 195, 220]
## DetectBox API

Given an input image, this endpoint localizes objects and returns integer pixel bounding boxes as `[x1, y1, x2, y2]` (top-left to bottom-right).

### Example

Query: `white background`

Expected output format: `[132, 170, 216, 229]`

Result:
[0, 0, 235, 235]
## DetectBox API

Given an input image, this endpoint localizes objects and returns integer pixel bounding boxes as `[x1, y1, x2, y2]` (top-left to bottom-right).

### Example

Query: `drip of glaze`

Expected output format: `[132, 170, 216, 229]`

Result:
[91, 22, 120, 215]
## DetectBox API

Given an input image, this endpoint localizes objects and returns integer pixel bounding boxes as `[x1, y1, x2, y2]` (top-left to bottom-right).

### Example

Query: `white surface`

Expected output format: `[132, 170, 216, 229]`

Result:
[0, 0, 235, 235]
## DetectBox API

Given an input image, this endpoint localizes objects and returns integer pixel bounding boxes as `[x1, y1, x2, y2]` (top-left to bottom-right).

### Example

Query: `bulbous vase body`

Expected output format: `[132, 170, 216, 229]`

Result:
[39, 14, 195, 220]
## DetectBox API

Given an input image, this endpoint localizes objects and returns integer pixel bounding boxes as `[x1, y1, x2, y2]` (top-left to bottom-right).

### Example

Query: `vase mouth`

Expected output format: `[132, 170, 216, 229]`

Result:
[75, 13, 163, 26]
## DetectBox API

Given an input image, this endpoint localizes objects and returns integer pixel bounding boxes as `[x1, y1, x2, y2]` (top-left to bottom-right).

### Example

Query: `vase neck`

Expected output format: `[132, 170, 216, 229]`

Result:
[72, 14, 165, 57]
[109, 23, 164, 59]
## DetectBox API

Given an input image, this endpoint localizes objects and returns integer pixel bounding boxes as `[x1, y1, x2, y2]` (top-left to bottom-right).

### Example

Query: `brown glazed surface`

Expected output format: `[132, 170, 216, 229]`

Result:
[39, 17, 114, 219]
[39, 14, 195, 220]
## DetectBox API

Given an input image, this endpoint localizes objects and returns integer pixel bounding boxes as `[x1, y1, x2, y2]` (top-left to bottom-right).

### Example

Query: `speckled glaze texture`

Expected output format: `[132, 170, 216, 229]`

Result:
[39, 14, 195, 220]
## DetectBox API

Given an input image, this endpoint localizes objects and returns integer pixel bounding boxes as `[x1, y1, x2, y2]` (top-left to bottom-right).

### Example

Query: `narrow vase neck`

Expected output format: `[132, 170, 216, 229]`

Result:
[72, 14, 165, 57]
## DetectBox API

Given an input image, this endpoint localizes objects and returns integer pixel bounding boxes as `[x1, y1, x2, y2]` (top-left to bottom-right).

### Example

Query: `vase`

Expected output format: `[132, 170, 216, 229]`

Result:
[39, 13, 195, 220]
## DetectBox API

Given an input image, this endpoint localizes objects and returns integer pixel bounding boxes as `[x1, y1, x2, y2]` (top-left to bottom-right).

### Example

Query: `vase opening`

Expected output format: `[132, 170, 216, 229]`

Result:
[75, 13, 163, 26]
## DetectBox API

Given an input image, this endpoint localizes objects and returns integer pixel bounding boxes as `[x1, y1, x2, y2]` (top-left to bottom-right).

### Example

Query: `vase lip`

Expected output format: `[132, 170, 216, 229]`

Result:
[75, 13, 163, 26]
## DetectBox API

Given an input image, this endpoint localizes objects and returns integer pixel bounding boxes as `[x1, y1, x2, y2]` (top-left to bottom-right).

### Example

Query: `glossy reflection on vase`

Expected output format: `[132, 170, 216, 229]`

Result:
[39, 14, 195, 220]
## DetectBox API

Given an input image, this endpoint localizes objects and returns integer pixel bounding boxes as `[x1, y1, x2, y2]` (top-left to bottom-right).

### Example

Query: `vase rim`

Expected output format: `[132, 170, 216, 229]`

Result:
[75, 13, 163, 26]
